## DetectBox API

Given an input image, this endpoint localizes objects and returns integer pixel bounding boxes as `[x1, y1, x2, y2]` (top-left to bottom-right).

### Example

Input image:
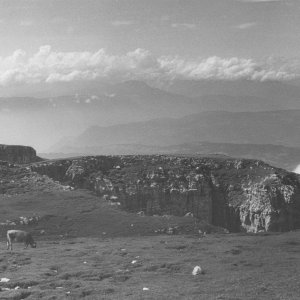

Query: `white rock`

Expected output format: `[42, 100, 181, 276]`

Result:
[192, 266, 203, 275]
[143, 287, 149, 291]
[131, 260, 137, 264]
[0, 278, 10, 282]
[184, 212, 193, 217]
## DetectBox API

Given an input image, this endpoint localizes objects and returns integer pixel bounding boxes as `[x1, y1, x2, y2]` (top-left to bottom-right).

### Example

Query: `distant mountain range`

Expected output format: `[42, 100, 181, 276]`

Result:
[1, 79, 300, 170]
[164, 79, 300, 108]
[51, 109, 300, 148]
[45, 109, 300, 171]
[3, 79, 300, 116]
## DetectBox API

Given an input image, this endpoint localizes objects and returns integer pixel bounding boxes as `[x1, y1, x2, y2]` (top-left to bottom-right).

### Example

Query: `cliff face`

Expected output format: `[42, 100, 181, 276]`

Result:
[30, 155, 300, 233]
[0, 144, 40, 164]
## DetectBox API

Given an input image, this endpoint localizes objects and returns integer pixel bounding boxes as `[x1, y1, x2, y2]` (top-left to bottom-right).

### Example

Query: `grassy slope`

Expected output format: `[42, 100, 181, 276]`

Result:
[0, 232, 299, 299]
[0, 190, 299, 299]
[0, 190, 205, 239]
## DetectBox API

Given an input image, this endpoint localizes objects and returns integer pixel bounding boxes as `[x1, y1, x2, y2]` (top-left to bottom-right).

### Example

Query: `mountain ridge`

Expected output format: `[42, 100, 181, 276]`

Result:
[52, 109, 300, 149]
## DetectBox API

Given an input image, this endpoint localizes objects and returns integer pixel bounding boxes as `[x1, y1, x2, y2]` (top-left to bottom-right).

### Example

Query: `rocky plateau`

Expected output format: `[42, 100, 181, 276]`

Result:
[29, 155, 300, 233]
[0, 144, 40, 164]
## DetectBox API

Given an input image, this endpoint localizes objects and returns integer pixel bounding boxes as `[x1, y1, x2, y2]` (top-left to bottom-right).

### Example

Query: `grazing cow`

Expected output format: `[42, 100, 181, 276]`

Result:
[6, 230, 36, 251]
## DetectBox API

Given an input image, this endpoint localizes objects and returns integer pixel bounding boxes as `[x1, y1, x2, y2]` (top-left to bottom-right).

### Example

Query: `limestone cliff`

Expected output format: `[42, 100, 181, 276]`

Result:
[30, 155, 300, 233]
[0, 144, 40, 164]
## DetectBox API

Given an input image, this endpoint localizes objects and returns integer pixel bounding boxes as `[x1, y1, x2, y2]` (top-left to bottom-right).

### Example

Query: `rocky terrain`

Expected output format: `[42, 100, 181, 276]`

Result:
[0, 153, 300, 299]
[0, 144, 40, 164]
[30, 155, 300, 233]
[41, 142, 300, 172]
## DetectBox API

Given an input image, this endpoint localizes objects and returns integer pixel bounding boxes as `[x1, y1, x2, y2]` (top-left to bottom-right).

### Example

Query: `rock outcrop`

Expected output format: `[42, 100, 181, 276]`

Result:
[0, 144, 40, 164]
[30, 155, 300, 233]
[0, 160, 71, 195]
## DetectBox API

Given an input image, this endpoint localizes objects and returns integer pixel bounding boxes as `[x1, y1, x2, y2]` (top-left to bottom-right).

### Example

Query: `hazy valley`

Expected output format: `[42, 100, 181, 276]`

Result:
[1, 79, 300, 154]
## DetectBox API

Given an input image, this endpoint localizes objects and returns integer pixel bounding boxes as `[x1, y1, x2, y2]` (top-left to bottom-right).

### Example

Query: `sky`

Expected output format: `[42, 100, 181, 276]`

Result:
[1, 0, 300, 152]
[0, 0, 299, 92]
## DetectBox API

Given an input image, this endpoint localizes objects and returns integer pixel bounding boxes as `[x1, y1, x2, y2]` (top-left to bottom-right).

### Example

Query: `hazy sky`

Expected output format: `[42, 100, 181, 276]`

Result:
[0, 0, 298, 58]
[0, 0, 300, 151]
[0, 0, 299, 91]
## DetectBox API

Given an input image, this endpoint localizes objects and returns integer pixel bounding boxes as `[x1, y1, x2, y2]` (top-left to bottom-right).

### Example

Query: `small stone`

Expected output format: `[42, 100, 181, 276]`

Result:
[192, 265, 203, 275]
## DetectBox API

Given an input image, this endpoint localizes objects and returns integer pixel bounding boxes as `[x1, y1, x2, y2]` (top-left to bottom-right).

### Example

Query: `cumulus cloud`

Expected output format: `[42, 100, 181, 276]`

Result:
[0, 45, 298, 86]
[158, 56, 299, 81]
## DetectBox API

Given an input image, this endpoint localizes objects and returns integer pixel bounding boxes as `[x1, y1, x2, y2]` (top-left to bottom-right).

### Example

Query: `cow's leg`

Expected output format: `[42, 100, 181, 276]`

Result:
[7, 238, 12, 251]
[24, 242, 28, 249]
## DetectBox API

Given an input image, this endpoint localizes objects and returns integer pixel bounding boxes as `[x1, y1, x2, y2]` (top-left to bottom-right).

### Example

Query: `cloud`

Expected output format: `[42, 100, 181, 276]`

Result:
[0, 45, 298, 86]
[158, 56, 299, 81]
[235, 22, 257, 29]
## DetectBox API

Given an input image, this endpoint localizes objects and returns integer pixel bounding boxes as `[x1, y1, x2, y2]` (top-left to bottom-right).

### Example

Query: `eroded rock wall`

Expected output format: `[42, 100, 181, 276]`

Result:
[30, 155, 300, 232]
[0, 144, 40, 164]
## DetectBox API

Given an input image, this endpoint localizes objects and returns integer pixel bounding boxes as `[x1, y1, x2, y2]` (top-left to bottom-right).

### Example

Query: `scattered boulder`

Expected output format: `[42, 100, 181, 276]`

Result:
[184, 212, 194, 217]
[192, 266, 203, 275]
[166, 226, 179, 235]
